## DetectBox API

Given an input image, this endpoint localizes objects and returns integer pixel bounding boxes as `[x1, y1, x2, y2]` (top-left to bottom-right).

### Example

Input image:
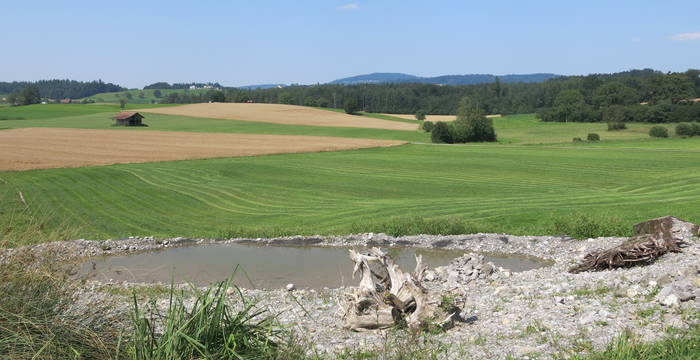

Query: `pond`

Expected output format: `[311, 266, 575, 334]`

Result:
[79, 243, 545, 289]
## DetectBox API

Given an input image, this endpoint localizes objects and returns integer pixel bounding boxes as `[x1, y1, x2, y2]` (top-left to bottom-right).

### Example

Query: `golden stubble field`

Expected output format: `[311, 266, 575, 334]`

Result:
[138, 103, 418, 131]
[0, 128, 405, 171]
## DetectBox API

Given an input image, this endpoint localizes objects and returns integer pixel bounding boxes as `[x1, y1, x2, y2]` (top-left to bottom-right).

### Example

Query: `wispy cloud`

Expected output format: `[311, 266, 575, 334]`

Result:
[671, 32, 700, 42]
[337, 3, 359, 11]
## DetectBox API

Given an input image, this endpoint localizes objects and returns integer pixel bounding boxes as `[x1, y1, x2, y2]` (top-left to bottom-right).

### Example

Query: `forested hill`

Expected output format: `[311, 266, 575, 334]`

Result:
[219, 69, 700, 121]
[329, 72, 560, 85]
[0, 80, 125, 99]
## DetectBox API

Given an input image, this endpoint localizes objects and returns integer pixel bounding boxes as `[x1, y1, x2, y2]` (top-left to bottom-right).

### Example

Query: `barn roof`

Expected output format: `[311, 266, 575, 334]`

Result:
[111, 112, 143, 120]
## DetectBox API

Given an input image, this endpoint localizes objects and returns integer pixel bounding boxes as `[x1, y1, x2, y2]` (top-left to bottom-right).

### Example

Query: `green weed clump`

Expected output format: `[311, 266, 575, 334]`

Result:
[552, 213, 631, 239]
[350, 216, 485, 237]
[571, 325, 700, 360]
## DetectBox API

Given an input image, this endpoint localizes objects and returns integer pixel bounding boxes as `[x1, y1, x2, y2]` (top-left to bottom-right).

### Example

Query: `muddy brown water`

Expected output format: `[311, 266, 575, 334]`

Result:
[79, 243, 545, 289]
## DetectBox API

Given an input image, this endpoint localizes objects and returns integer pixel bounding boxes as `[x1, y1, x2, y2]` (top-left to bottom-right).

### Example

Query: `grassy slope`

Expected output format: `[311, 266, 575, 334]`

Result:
[3, 141, 700, 240]
[0, 103, 174, 120]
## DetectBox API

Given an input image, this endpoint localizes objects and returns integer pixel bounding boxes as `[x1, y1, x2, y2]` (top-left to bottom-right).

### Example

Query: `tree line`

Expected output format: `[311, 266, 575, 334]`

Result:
[156, 68, 699, 123]
[0, 79, 124, 100]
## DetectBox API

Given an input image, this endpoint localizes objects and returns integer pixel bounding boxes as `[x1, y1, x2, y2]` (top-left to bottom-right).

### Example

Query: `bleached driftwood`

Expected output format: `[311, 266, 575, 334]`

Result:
[339, 247, 460, 331]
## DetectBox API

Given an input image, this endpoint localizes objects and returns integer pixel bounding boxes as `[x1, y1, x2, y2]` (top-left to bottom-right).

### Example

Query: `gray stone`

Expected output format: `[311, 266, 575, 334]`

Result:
[656, 274, 673, 286]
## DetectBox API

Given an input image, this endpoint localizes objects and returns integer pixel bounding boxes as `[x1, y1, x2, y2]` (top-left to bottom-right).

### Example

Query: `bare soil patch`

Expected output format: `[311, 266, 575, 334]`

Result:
[0, 128, 405, 171]
[138, 103, 418, 131]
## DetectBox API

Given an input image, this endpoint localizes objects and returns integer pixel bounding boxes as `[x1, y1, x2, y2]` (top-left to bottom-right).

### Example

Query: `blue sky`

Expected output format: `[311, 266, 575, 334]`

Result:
[2, 0, 698, 88]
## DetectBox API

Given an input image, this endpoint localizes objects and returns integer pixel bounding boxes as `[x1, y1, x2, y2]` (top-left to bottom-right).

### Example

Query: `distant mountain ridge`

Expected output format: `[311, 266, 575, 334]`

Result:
[329, 72, 560, 85]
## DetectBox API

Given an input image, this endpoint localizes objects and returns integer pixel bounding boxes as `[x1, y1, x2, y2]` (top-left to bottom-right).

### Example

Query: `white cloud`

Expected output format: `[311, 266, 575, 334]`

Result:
[337, 3, 358, 11]
[671, 32, 700, 42]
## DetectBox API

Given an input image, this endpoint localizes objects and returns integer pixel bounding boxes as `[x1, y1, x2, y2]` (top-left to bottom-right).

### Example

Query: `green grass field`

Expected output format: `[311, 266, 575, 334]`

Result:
[2, 103, 699, 243]
[3, 141, 700, 241]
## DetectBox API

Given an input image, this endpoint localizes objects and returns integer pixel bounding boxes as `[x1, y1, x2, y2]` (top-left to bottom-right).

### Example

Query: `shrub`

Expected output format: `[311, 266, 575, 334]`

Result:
[421, 121, 435, 132]
[430, 121, 453, 143]
[676, 123, 694, 136]
[649, 126, 669, 138]
[607, 121, 627, 131]
[415, 110, 426, 121]
[573, 137, 583, 142]
[692, 123, 700, 136]
[587, 133, 600, 141]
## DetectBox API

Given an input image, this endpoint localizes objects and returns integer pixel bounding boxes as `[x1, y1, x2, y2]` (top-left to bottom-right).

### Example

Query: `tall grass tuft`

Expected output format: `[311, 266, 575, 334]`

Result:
[129, 279, 283, 360]
[0, 251, 122, 359]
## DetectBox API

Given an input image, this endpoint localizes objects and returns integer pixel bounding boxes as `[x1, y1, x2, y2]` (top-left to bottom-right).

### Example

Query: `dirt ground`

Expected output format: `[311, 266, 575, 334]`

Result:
[137, 103, 418, 131]
[0, 128, 405, 171]
[383, 114, 502, 122]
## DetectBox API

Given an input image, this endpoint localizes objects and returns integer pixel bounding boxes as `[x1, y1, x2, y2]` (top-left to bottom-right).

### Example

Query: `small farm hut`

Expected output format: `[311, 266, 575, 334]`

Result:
[112, 112, 145, 126]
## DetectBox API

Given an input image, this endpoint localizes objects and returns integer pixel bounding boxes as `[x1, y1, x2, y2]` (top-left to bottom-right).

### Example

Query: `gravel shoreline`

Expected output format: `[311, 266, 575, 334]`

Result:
[4, 232, 699, 359]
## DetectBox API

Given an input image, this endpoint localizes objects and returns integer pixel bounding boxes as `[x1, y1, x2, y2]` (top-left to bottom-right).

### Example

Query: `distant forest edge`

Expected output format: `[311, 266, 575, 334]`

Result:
[2, 69, 700, 123]
[328, 72, 560, 85]
[0, 80, 125, 100]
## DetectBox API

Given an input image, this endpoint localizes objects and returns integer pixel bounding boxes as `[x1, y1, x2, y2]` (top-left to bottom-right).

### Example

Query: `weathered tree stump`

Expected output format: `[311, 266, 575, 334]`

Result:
[569, 216, 699, 273]
[339, 247, 460, 331]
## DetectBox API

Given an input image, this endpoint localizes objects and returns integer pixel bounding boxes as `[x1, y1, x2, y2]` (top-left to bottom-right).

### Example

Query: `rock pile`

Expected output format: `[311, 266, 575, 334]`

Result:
[425, 253, 509, 288]
[655, 264, 700, 307]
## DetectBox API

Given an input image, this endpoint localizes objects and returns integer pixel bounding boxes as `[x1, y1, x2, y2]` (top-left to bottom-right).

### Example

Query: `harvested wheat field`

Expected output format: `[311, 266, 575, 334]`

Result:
[138, 103, 418, 131]
[0, 128, 405, 171]
[383, 114, 502, 122]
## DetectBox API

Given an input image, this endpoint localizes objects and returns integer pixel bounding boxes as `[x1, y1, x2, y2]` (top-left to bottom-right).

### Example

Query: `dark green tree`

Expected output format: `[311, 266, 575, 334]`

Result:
[124, 92, 133, 99]
[415, 110, 426, 121]
[209, 90, 226, 102]
[430, 121, 453, 143]
[451, 96, 497, 142]
[593, 82, 638, 107]
[18, 86, 41, 105]
[119, 98, 127, 110]
[344, 99, 359, 114]
[153, 89, 162, 98]
[6, 92, 18, 105]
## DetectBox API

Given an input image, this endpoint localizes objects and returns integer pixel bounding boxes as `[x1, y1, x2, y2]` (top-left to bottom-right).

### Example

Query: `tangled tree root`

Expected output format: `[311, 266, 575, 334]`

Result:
[339, 247, 461, 331]
[569, 216, 699, 273]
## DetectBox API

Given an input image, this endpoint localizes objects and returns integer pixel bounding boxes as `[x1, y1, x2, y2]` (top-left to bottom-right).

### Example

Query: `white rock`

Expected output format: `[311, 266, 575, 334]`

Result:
[286, 283, 296, 291]
[661, 294, 680, 307]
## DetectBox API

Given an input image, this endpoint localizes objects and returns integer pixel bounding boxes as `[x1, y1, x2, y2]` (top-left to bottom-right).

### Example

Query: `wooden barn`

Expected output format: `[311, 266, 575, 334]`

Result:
[112, 112, 145, 126]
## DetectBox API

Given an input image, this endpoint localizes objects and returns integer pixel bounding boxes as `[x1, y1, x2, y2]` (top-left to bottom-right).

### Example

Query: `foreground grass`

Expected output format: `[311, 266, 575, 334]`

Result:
[2, 142, 700, 242]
